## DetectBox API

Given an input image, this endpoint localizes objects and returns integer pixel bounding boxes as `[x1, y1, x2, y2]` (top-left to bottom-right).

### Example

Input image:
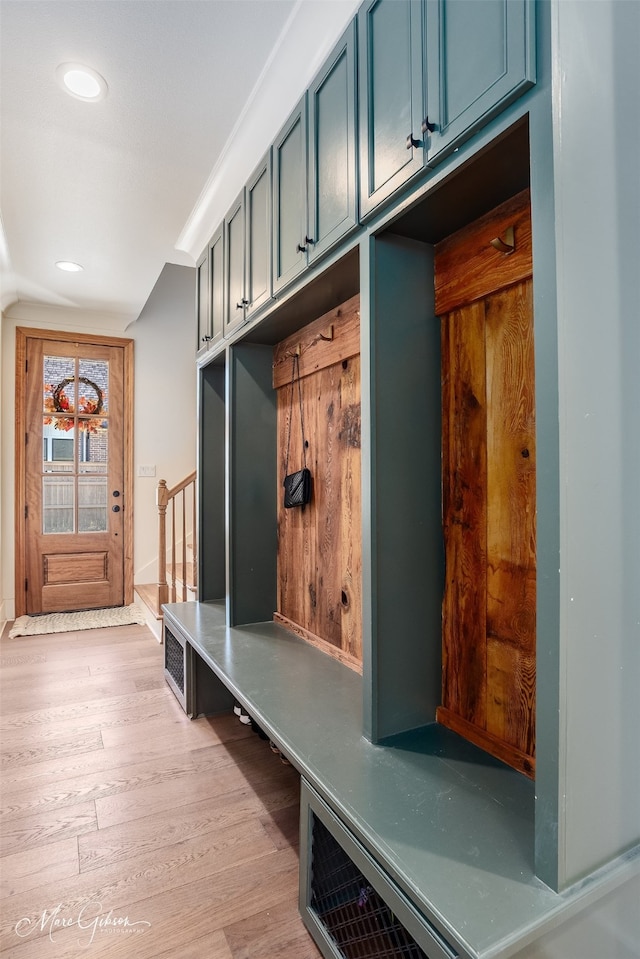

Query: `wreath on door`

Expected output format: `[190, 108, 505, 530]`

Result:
[44, 376, 105, 432]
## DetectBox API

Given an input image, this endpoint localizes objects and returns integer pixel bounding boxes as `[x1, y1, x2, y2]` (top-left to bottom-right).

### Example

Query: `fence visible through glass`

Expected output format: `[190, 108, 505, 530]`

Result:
[42, 355, 110, 534]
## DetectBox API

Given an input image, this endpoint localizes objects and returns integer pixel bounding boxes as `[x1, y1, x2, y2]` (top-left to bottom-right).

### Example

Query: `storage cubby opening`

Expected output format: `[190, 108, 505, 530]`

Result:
[226, 249, 362, 634]
[242, 247, 360, 347]
[164, 625, 185, 693]
[310, 816, 430, 959]
[273, 294, 362, 670]
[385, 116, 530, 247]
[199, 357, 226, 604]
[373, 118, 536, 777]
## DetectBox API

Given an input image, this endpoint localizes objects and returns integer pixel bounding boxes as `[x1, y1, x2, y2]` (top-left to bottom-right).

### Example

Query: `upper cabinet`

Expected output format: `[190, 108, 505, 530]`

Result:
[359, 0, 535, 217]
[195, 247, 210, 358]
[209, 223, 224, 347]
[197, 224, 224, 358]
[308, 22, 358, 263]
[273, 24, 359, 294]
[358, 0, 426, 218]
[245, 152, 273, 316]
[272, 97, 308, 295]
[224, 150, 273, 337]
[198, 0, 536, 345]
[425, 0, 536, 164]
[224, 189, 246, 338]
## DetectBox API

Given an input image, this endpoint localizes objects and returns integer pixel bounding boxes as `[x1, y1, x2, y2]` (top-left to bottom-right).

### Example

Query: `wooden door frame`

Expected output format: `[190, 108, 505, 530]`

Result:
[14, 328, 134, 618]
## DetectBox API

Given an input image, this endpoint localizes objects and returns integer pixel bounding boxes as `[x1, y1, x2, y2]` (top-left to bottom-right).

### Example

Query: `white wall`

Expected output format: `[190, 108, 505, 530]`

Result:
[552, 0, 640, 885]
[0, 264, 195, 621]
[127, 263, 196, 584]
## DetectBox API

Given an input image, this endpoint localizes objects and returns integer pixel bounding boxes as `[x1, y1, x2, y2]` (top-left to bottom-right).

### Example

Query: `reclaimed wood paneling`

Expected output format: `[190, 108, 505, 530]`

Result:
[485, 281, 536, 760]
[436, 191, 536, 778]
[441, 301, 488, 729]
[434, 189, 532, 316]
[274, 299, 362, 669]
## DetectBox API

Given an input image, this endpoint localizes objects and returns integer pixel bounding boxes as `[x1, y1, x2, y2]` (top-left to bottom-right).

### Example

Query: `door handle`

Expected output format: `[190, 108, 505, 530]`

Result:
[112, 490, 120, 497]
[112, 505, 121, 512]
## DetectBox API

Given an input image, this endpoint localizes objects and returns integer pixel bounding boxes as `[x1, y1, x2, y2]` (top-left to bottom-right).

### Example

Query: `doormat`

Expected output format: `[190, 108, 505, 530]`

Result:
[8, 604, 146, 639]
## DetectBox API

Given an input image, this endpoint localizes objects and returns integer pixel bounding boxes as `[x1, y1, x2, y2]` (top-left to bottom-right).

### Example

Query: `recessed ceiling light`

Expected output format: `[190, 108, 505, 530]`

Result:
[55, 260, 84, 272]
[56, 62, 108, 101]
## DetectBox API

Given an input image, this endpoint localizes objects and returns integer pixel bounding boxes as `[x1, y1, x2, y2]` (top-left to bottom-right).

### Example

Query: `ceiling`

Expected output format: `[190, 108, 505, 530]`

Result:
[0, 0, 359, 322]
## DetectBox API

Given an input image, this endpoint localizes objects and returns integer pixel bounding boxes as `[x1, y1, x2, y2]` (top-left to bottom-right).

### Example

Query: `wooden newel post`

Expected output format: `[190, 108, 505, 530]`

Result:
[156, 479, 169, 610]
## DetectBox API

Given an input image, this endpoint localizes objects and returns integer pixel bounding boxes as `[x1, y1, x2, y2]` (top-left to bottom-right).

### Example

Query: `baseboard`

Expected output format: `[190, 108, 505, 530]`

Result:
[134, 588, 163, 643]
[0, 597, 15, 633]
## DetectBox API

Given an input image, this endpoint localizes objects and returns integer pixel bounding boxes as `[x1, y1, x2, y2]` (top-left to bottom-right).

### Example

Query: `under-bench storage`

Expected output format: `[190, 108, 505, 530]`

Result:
[300, 780, 458, 959]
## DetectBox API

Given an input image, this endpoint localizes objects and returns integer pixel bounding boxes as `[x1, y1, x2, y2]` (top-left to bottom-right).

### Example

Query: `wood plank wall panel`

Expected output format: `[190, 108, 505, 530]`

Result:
[434, 189, 532, 316]
[273, 298, 362, 670]
[441, 301, 488, 729]
[485, 281, 536, 758]
[436, 191, 536, 778]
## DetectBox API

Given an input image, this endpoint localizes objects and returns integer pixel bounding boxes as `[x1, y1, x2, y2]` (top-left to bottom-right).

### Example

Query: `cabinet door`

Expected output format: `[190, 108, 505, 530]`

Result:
[272, 95, 308, 294]
[358, 0, 425, 218]
[426, 0, 535, 165]
[308, 22, 358, 263]
[224, 189, 247, 337]
[245, 151, 272, 317]
[209, 223, 224, 345]
[195, 247, 210, 357]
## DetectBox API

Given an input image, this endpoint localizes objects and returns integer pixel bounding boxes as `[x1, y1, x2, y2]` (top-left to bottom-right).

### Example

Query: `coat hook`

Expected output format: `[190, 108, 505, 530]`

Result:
[280, 344, 301, 360]
[490, 225, 515, 255]
[319, 324, 334, 342]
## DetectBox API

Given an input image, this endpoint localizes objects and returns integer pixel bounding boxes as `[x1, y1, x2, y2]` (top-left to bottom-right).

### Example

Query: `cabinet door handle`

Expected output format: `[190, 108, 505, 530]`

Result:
[421, 117, 436, 134]
[236, 299, 248, 309]
[305, 235, 314, 245]
[297, 242, 307, 253]
[201, 334, 212, 342]
[406, 134, 421, 150]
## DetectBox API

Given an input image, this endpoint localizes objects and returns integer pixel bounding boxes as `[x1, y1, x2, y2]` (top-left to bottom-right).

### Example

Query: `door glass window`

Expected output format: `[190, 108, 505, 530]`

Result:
[42, 476, 75, 534]
[43, 419, 75, 473]
[42, 356, 110, 533]
[77, 418, 108, 474]
[78, 477, 108, 532]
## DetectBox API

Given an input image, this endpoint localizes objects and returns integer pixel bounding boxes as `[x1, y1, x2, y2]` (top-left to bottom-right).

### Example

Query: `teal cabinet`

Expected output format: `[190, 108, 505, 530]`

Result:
[358, 0, 426, 218]
[209, 223, 224, 346]
[196, 231, 223, 357]
[195, 247, 210, 357]
[224, 151, 272, 336]
[245, 151, 272, 315]
[272, 96, 308, 294]
[308, 22, 358, 263]
[425, 0, 536, 164]
[223, 189, 246, 337]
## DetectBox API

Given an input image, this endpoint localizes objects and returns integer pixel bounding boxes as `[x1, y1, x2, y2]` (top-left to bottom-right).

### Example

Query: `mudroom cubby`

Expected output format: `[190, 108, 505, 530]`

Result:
[198, 354, 226, 605]
[168, 0, 640, 947]
[273, 296, 362, 670]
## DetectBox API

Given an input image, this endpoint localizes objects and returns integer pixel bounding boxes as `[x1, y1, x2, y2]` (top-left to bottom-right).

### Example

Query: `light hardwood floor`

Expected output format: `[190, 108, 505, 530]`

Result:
[0, 621, 322, 959]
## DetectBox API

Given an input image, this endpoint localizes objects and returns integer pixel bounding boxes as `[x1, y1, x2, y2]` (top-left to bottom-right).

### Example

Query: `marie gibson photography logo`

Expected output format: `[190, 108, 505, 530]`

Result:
[14, 899, 151, 947]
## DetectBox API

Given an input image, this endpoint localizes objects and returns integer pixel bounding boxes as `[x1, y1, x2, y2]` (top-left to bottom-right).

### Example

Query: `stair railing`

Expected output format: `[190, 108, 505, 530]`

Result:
[156, 470, 197, 609]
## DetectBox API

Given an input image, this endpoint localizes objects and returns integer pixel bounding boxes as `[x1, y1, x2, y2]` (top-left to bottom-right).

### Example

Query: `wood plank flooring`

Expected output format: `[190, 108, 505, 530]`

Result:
[0, 621, 321, 959]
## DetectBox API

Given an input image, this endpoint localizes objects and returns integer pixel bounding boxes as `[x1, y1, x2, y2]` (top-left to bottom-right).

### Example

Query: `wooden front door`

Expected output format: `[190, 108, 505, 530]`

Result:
[16, 329, 133, 615]
[434, 190, 536, 777]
